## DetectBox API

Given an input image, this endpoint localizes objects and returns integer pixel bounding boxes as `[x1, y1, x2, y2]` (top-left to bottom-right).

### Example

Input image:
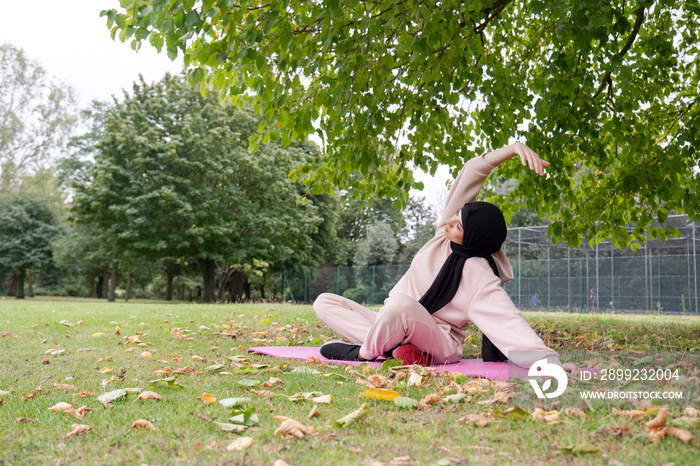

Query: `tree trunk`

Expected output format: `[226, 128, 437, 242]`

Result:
[229, 269, 245, 302]
[91, 276, 99, 298]
[27, 269, 34, 298]
[102, 265, 109, 298]
[217, 266, 237, 303]
[108, 262, 117, 302]
[199, 259, 216, 303]
[14, 271, 25, 299]
[243, 277, 251, 301]
[125, 271, 132, 302]
[164, 261, 180, 301]
[8, 275, 18, 297]
[177, 284, 185, 301]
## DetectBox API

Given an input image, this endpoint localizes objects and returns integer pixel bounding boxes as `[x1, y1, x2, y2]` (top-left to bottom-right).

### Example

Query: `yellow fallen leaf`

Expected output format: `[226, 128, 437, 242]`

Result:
[136, 391, 163, 402]
[645, 408, 668, 430]
[131, 419, 156, 430]
[169, 354, 183, 362]
[48, 402, 74, 414]
[308, 405, 320, 418]
[53, 383, 79, 391]
[457, 413, 493, 426]
[65, 423, 92, 439]
[312, 394, 333, 404]
[191, 355, 205, 361]
[226, 436, 254, 451]
[123, 348, 134, 353]
[532, 408, 560, 423]
[92, 333, 106, 338]
[612, 407, 648, 418]
[360, 387, 401, 401]
[273, 416, 315, 438]
[140, 351, 153, 358]
[72, 405, 91, 420]
[99, 367, 113, 373]
[197, 393, 217, 405]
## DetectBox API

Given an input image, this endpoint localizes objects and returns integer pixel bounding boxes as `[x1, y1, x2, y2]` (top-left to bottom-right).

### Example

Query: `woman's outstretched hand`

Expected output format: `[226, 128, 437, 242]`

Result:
[482, 142, 550, 176]
[512, 142, 550, 176]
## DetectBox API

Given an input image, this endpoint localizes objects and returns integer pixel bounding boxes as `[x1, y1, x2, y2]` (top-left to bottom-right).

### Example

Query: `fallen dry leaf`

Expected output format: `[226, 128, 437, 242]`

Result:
[308, 405, 320, 418]
[136, 391, 163, 402]
[15, 417, 36, 424]
[463, 379, 491, 395]
[419, 393, 441, 409]
[131, 419, 156, 430]
[99, 367, 113, 373]
[21, 391, 38, 401]
[312, 394, 333, 404]
[273, 460, 290, 466]
[645, 408, 668, 430]
[53, 383, 79, 391]
[197, 393, 217, 405]
[141, 351, 153, 358]
[408, 372, 423, 387]
[565, 407, 587, 420]
[532, 408, 560, 423]
[666, 426, 694, 443]
[366, 373, 392, 388]
[72, 405, 91, 420]
[65, 423, 92, 439]
[648, 427, 668, 443]
[48, 402, 75, 414]
[458, 413, 493, 426]
[226, 436, 254, 451]
[251, 389, 273, 398]
[273, 416, 315, 438]
[360, 387, 401, 401]
[477, 391, 508, 405]
[612, 407, 648, 418]
[262, 377, 284, 389]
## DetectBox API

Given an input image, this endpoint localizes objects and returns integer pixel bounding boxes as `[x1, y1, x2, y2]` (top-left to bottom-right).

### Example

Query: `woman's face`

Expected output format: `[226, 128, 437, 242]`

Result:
[444, 209, 464, 244]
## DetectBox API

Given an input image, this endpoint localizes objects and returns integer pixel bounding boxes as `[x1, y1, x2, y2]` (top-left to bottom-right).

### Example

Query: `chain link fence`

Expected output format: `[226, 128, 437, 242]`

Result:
[283, 215, 700, 315]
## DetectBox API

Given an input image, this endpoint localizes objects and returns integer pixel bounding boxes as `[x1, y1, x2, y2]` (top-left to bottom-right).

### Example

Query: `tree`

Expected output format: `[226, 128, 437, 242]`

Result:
[0, 193, 60, 298]
[71, 74, 330, 302]
[105, 1, 700, 248]
[0, 43, 76, 191]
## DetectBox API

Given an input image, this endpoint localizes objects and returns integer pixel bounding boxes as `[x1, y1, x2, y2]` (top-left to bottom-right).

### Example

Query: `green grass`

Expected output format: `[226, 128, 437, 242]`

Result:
[0, 299, 698, 465]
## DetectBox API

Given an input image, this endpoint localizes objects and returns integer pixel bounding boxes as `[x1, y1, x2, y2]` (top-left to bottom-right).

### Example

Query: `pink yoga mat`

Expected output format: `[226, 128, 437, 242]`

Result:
[248, 346, 529, 381]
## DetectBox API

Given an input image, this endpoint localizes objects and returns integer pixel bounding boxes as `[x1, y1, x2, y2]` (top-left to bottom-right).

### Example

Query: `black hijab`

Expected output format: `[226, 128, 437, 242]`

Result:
[419, 201, 507, 314]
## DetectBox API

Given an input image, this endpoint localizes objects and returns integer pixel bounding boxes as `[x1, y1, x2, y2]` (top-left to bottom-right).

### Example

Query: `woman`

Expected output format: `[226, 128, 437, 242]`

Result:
[314, 142, 561, 369]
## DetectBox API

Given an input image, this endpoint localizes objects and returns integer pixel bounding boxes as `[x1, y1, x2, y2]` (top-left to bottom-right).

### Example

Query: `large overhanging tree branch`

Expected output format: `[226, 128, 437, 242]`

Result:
[104, 0, 700, 248]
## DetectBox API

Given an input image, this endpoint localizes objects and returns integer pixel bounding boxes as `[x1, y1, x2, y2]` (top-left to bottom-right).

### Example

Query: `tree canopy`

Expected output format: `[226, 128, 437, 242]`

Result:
[105, 0, 699, 248]
[70, 74, 332, 301]
[0, 43, 76, 191]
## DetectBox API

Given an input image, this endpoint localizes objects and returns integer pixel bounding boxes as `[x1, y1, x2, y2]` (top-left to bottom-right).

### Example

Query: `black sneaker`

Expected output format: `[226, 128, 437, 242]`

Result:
[320, 340, 361, 361]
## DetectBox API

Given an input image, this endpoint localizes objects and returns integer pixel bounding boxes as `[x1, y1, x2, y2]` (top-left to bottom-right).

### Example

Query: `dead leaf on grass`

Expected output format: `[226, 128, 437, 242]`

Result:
[131, 419, 156, 430]
[532, 408, 560, 423]
[49, 402, 75, 414]
[65, 423, 92, 439]
[308, 405, 320, 418]
[15, 417, 36, 424]
[251, 389, 273, 398]
[419, 393, 441, 409]
[645, 408, 668, 430]
[457, 413, 493, 426]
[273, 416, 316, 438]
[197, 393, 217, 405]
[227, 436, 254, 451]
[53, 383, 79, 391]
[360, 387, 401, 401]
[564, 407, 587, 420]
[477, 391, 508, 405]
[262, 377, 284, 388]
[135, 391, 163, 402]
[312, 394, 333, 404]
[611, 407, 648, 418]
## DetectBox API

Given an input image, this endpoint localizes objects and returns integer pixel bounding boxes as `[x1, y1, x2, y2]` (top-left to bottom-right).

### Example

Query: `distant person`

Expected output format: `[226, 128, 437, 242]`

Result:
[530, 293, 541, 308]
[313, 143, 561, 369]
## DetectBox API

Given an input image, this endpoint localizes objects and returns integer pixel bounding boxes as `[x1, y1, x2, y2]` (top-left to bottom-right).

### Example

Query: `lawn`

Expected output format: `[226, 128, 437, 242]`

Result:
[1, 299, 698, 466]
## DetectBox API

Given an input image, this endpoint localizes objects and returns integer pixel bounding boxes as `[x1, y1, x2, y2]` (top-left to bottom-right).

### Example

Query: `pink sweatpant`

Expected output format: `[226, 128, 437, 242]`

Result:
[313, 293, 463, 364]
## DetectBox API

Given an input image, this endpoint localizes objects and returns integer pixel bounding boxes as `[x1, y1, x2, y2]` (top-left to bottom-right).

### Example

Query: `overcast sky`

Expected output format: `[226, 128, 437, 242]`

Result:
[0, 0, 449, 207]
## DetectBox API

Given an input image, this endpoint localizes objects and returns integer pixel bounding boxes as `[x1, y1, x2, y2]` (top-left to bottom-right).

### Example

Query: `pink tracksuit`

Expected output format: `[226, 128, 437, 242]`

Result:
[314, 154, 560, 368]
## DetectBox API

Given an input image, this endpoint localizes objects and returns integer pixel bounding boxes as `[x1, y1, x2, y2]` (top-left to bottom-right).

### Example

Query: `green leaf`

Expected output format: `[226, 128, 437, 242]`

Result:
[229, 407, 258, 426]
[335, 403, 369, 427]
[97, 389, 127, 405]
[560, 443, 601, 455]
[219, 397, 253, 408]
[148, 377, 183, 389]
[236, 378, 261, 387]
[393, 397, 419, 409]
[214, 421, 248, 432]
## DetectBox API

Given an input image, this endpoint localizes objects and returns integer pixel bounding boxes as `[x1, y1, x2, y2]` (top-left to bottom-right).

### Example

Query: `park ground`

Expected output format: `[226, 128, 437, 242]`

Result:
[0, 299, 699, 466]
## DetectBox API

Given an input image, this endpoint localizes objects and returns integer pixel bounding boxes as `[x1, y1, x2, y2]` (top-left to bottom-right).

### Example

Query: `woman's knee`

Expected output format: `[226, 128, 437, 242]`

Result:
[313, 293, 339, 319]
[381, 294, 423, 319]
